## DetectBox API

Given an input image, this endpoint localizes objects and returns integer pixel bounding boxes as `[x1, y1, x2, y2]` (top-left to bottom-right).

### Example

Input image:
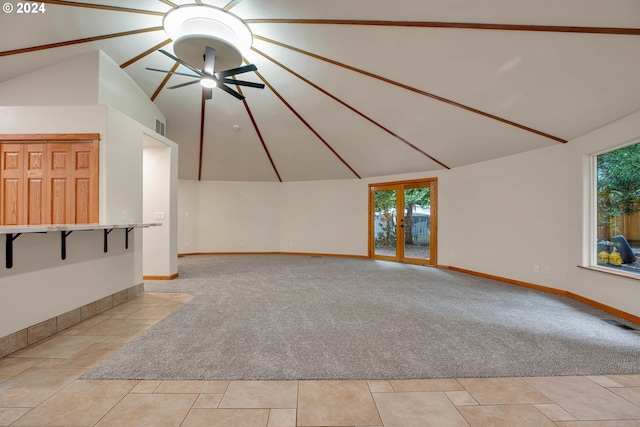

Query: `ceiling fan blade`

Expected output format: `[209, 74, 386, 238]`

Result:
[204, 87, 213, 100]
[167, 79, 201, 89]
[204, 46, 215, 76]
[146, 67, 200, 78]
[222, 79, 265, 89]
[216, 63, 257, 78]
[158, 49, 202, 75]
[217, 83, 245, 100]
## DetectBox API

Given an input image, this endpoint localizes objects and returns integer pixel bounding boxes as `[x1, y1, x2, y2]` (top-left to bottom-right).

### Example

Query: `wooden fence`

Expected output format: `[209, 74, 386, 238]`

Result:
[598, 211, 640, 245]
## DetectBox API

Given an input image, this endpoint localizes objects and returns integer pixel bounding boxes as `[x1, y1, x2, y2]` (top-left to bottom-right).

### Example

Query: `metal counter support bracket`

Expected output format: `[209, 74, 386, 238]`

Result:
[125, 227, 133, 249]
[104, 229, 113, 253]
[61, 231, 73, 260]
[6, 233, 22, 269]
[1, 222, 160, 268]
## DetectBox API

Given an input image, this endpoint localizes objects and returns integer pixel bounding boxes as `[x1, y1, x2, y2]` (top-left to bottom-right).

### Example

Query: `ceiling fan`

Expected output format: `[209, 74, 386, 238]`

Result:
[147, 46, 265, 100]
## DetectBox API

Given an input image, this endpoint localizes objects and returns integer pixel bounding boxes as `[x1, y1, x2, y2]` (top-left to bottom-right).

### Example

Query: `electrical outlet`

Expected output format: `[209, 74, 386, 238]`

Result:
[154, 211, 165, 220]
[533, 265, 539, 273]
[544, 265, 551, 274]
[185, 242, 190, 248]
[122, 210, 127, 221]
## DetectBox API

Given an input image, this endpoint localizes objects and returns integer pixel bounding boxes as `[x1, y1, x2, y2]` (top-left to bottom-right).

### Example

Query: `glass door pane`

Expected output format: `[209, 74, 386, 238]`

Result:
[403, 186, 431, 261]
[373, 189, 397, 258]
[369, 179, 437, 265]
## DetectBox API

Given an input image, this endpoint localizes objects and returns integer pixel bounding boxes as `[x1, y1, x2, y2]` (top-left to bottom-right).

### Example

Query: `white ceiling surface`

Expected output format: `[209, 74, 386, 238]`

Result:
[0, 1, 639, 181]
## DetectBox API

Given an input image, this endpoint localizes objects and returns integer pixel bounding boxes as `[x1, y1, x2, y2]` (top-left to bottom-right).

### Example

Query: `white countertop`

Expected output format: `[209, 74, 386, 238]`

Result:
[0, 223, 162, 234]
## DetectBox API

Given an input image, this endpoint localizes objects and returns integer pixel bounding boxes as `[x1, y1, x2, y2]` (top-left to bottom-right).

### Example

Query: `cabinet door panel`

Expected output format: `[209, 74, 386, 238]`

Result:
[75, 178, 90, 223]
[3, 178, 21, 225]
[47, 144, 72, 224]
[27, 178, 44, 224]
[1, 144, 25, 225]
[72, 143, 97, 224]
[50, 178, 68, 224]
[26, 144, 46, 224]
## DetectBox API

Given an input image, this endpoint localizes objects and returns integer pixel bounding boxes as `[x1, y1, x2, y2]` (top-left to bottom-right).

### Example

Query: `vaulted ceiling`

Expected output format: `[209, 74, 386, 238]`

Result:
[1, 0, 640, 181]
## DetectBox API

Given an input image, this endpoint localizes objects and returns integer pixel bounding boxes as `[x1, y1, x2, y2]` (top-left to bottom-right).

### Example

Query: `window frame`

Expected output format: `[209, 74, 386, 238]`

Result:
[588, 139, 640, 278]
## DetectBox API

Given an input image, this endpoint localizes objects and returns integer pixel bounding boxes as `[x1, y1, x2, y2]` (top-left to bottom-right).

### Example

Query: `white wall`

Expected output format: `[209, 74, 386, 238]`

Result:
[196, 181, 281, 252]
[0, 105, 106, 133]
[0, 50, 179, 337]
[439, 110, 640, 317]
[0, 105, 179, 336]
[179, 171, 448, 258]
[105, 109, 178, 278]
[442, 144, 570, 289]
[179, 111, 640, 318]
[178, 180, 200, 253]
[177, 181, 281, 253]
[0, 47, 167, 225]
[0, 105, 142, 337]
[104, 107, 144, 224]
[280, 180, 368, 255]
[0, 50, 164, 134]
[98, 51, 165, 132]
[567, 110, 640, 317]
[0, 51, 99, 105]
[0, 231, 136, 337]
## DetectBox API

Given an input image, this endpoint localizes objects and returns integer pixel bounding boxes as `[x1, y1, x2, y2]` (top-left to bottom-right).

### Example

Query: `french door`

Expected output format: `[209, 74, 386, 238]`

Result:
[369, 178, 437, 265]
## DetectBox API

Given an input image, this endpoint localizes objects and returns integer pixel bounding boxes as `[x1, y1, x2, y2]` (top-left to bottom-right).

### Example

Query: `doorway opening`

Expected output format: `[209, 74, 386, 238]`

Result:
[142, 133, 177, 279]
[369, 178, 437, 265]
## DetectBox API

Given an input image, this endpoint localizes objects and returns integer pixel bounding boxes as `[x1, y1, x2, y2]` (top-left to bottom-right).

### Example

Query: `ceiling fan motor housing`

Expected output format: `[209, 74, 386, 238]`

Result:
[173, 34, 242, 71]
[163, 5, 252, 72]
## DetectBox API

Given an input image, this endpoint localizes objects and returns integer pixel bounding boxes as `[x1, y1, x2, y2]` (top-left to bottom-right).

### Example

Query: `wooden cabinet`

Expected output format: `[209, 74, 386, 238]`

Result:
[0, 135, 99, 225]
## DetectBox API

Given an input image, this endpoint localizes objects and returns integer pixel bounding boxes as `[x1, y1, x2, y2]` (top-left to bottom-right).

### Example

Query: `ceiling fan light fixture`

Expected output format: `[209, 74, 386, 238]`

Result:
[163, 5, 253, 55]
[200, 76, 217, 88]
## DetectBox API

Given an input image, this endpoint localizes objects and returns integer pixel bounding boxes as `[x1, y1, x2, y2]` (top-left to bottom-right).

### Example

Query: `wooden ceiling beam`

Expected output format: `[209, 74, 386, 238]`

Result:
[254, 35, 567, 144]
[234, 79, 283, 182]
[120, 39, 172, 68]
[199, 89, 206, 181]
[252, 47, 450, 170]
[0, 27, 164, 57]
[250, 64, 362, 179]
[157, 0, 177, 8]
[39, 0, 165, 16]
[223, 0, 244, 12]
[245, 19, 640, 36]
[151, 61, 180, 101]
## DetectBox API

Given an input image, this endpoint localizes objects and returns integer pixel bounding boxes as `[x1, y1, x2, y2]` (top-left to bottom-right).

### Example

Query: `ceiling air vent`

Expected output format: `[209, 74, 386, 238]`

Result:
[155, 118, 166, 136]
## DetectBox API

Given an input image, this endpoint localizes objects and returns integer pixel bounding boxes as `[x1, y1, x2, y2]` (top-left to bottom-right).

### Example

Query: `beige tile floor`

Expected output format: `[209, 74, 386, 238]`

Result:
[1, 292, 640, 426]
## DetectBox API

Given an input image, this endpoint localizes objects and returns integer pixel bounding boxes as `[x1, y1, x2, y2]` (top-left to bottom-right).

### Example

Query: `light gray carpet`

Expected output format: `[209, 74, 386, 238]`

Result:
[83, 255, 640, 380]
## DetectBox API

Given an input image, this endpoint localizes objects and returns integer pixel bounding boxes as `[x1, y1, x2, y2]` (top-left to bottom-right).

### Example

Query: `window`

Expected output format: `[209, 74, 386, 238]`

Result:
[594, 141, 640, 275]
